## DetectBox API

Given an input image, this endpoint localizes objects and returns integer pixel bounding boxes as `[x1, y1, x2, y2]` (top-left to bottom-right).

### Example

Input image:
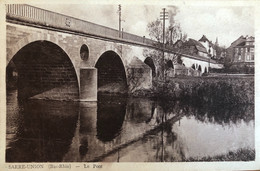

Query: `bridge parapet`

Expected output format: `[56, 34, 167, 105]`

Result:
[6, 4, 158, 47]
[6, 4, 221, 68]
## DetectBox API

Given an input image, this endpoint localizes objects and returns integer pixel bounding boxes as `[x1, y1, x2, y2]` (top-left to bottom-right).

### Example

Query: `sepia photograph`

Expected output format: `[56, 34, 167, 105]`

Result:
[1, 0, 259, 170]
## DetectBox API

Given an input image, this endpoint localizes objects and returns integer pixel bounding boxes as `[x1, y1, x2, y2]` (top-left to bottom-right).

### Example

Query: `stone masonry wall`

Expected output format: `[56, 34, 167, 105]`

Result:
[16, 62, 79, 100]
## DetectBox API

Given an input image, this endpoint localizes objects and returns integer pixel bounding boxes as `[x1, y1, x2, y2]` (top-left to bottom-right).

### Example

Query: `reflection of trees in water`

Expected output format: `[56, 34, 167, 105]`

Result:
[158, 99, 254, 125]
[141, 101, 254, 162]
[141, 100, 187, 162]
[185, 104, 254, 125]
[143, 120, 186, 162]
[127, 98, 156, 124]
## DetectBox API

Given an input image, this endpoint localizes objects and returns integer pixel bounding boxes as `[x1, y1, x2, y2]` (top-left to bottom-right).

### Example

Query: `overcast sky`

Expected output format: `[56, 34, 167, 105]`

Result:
[33, 4, 254, 47]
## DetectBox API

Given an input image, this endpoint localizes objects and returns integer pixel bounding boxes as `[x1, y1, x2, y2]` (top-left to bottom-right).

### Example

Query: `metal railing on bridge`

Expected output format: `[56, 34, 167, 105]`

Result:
[6, 4, 217, 64]
[6, 4, 158, 46]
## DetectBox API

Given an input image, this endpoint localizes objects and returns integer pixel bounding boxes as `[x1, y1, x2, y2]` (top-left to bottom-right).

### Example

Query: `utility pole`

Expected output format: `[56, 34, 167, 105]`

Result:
[117, 4, 125, 38]
[118, 4, 122, 38]
[160, 8, 168, 81]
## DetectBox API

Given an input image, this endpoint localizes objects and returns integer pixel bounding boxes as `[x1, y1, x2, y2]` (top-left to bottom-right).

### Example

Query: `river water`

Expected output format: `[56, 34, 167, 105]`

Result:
[6, 90, 254, 162]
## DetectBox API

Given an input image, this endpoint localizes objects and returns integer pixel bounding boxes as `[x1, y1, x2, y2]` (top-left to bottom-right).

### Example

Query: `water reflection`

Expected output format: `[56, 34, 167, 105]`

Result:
[6, 91, 79, 162]
[6, 90, 254, 162]
[186, 104, 254, 125]
[96, 95, 126, 142]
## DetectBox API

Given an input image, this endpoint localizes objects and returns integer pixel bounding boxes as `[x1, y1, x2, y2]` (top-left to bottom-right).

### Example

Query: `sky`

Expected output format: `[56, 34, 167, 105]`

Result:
[33, 3, 254, 48]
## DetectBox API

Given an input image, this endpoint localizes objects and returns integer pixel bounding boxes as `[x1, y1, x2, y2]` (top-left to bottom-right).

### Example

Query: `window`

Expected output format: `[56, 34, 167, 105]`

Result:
[251, 53, 254, 60]
[246, 55, 250, 61]
[80, 44, 89, 61]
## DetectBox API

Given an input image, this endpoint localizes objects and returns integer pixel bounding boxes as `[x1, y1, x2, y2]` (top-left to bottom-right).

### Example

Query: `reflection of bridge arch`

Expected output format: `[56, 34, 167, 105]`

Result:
[96, 96, 127, 142]
[144, 57, 156, 77]
[6, 40, 79, 100]
[95, 51, 127, 93]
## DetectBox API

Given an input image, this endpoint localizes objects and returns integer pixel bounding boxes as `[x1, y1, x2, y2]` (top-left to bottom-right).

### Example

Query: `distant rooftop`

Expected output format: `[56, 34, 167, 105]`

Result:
[199, 35, 209, 42]
[183, 38, 208, 53]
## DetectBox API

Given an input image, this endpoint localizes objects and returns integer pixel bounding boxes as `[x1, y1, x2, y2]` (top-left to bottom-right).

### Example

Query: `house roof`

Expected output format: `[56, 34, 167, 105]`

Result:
[230, 36, 245, 46]
[232, 36, 255, 48]
[235, 41, 254, 48]
[173, 39, 183, 46]
[236, 42, 246, 46]
[183, 38, 208, 53]
[199, 35, 216, 48]
[199, 35, 209, 42]
[196, 45, 208, 53]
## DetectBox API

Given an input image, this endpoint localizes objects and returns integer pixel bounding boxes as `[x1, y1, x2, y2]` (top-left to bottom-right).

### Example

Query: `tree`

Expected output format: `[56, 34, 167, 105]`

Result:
[147, 18, 163, 43]
[146, 7, 187, 65]
[145, 6, 187, 80]
[224, 47, 235, 71]
[147, 6, 186, 45]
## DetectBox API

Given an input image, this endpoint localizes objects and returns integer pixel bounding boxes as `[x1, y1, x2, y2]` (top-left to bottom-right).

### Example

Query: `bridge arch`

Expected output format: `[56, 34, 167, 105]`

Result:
[166, 60, 174, 69]
[204, 67, 208, 73]
[198, 65, 202, 72]
[7, 32, 80, 80]
[192, 64, 196, 70]
[95, 51, 127, 94]
[144, 57, 156, 77]
[6, 40, 79, 100]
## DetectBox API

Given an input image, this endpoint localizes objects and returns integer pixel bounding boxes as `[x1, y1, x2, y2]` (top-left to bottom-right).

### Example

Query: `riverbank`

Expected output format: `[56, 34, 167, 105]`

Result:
[186, 148, 255, 161]
[132, 76, 254, 105]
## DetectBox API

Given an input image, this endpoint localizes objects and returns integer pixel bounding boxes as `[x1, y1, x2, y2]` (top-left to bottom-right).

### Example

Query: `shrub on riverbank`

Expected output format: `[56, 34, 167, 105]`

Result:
[132, 76, 254, 105]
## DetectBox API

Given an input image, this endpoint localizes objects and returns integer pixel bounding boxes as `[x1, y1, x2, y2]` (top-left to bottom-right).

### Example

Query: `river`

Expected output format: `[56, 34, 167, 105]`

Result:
[6, 90, 254, 162]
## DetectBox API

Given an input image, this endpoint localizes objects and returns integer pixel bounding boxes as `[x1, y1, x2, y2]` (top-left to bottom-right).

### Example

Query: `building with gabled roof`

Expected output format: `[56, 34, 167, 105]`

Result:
[225, 35, 254, 73]
[180, 38, 208, 58]
[199, 35, 216, 58]
[233, 36, 254, 63]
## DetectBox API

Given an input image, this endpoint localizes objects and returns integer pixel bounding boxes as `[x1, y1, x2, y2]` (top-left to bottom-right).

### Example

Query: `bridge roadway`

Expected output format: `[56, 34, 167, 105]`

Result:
[5, 4, 222, 101]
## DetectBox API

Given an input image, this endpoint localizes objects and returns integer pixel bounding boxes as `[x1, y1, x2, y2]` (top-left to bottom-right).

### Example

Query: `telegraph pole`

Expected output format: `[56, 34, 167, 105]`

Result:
[160, 8, 168, 81]
[160, 8, 168, 46]
[118, 4, 122, 38]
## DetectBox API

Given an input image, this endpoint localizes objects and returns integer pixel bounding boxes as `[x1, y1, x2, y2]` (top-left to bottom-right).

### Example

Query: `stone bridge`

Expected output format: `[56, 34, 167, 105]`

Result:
[6, 4, 222, 101]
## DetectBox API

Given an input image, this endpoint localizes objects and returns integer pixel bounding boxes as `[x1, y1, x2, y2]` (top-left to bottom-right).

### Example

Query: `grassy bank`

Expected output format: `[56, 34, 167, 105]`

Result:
[186, 148, 255, 161]
[132, 76, 254, 105]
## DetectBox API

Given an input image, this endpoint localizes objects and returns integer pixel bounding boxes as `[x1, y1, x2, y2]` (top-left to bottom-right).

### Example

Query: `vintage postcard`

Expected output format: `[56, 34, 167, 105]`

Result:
[0, 0, 259, 170]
